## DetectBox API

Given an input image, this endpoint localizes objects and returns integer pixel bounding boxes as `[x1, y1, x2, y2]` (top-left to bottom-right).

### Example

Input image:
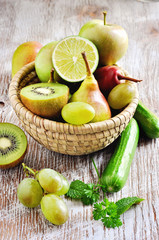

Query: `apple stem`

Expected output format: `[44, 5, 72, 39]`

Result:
[103, 11, 107, 25]
[118, 74, 143, 83]
[81, 52, 92, 76]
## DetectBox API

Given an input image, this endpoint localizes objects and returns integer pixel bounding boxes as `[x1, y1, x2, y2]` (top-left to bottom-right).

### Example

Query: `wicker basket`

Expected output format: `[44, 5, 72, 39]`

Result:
[9, 62, 139, 155]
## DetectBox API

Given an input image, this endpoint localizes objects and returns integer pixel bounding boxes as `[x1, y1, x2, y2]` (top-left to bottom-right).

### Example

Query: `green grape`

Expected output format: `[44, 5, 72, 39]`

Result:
[40, 194, 69, 225]
[61, 102, 95, 125]
[108, 82, 136, 109]
[38, 168, 62, 193]
[54, 173, 69, 196]
[17, 178, 43, 208]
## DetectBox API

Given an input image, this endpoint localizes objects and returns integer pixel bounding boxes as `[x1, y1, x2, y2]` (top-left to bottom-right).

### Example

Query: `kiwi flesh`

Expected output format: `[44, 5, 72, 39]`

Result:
[0, 123, 27, 169]
[20, 83, 69, 119]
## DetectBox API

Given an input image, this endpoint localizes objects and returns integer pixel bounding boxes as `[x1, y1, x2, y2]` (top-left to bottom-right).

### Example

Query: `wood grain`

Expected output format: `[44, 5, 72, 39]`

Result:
[0, 0, 159, 239]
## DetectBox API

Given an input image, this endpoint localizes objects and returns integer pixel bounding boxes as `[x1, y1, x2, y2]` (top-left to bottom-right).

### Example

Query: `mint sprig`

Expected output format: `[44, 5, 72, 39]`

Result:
[66, 180, 101, 205]
[66, 180, 87, 199]
[116, 196, 144, 215]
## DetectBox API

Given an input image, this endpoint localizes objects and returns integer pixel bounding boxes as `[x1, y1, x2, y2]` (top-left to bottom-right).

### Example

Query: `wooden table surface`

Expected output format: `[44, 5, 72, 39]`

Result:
[0, 0, 159, 239]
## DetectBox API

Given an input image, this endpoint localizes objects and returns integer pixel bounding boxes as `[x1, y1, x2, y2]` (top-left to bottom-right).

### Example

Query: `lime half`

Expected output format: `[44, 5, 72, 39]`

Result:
[52, 36, 99, 82]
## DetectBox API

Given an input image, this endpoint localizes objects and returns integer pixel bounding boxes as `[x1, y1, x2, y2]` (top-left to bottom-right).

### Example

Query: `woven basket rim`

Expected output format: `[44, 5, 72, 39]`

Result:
[9, 61, 139, 135]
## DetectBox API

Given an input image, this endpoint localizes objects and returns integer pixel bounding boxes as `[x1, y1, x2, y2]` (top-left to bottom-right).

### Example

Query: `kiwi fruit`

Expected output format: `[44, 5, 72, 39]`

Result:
[20, 83, 69, 119]
[0, 123, 27, 169]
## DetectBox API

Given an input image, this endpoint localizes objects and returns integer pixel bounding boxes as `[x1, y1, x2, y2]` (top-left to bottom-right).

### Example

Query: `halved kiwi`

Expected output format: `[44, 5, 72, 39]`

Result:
[0, 123, 27, 169]
[20, 83, 69, 119]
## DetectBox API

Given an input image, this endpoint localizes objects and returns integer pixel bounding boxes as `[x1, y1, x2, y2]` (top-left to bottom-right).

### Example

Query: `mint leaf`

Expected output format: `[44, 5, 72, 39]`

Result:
[116, 197, 144, 215]
[66, 180, 100, 205]
[81, 183, 100, 205]
[82, 188, 100, 205]
[66, 180, 88, 199]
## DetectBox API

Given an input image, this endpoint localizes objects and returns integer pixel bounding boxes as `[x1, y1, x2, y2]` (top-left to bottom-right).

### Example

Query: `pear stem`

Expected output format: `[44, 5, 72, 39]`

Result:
[103, 11, 107, 25]
[81, 52, 92, 76]
[118, 74, 143, 83]
[48, 68, 55, 83]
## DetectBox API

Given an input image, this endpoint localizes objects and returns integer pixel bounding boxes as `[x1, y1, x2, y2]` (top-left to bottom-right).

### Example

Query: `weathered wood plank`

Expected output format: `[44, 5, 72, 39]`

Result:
[0, 0, 159, 239]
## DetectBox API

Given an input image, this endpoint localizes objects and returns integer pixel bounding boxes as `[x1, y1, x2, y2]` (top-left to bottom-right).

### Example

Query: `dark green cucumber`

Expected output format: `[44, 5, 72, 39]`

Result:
[134, 100, 159, 138]
[101, 118, 139, 193]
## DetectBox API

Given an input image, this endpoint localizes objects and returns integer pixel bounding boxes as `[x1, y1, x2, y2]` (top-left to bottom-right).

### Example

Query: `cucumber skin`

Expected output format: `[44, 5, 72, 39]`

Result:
[101, 118, 139, 193]
[134, 100, 159, 138]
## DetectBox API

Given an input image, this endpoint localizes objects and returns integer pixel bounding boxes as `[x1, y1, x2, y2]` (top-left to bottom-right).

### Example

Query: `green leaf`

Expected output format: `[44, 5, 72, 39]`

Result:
[82, 189, 100, 205]
[66, 180, 88, 199]
[93, 198, 122, 228]
[87, 183, 95, 189]
[81, 195, 93, 205]
[101, 216, 122, 228]
[93, 202, 105, 220]
[66, 180, 100, 205]
[107, 202, 118, 217]
[116, 197, 144, 215]
[101, 198, 110, 208]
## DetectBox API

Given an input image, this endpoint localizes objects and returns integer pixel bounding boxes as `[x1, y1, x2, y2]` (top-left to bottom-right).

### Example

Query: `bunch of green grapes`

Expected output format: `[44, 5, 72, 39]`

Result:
[17, 164, 69, 225]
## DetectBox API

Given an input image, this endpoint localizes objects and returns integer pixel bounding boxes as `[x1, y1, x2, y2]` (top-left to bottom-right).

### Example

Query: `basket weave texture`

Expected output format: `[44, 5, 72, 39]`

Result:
[9, 62, 139, 155]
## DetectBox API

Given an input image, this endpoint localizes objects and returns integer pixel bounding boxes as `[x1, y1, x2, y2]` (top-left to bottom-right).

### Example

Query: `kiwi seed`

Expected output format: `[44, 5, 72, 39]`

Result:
[20, 82, 69, 119]
[31, 86, 55, 96]
[0, 123, 27, 169]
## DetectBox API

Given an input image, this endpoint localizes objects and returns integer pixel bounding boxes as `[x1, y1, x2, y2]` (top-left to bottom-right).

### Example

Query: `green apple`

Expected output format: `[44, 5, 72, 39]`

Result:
[12, 41, 42, 78]
[79, 12, 128, 66]
[35, 41, 60, 83]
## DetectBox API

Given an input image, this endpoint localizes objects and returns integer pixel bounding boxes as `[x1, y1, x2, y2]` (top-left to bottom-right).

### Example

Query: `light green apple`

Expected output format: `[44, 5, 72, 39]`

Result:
[79, 12, 128, 66]
[12, 41, 42, 78]
[35, 41, 60, 83]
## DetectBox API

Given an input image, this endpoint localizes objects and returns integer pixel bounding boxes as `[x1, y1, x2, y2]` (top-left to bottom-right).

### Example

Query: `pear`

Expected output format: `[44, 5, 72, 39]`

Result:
[70, 52, 111, 123]
[12, 41, 42, 78]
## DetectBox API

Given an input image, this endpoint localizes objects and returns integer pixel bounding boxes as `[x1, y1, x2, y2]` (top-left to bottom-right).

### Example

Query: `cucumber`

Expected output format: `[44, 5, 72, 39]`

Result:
[134, 100, 159, 138]
[101, 118, 139, 193]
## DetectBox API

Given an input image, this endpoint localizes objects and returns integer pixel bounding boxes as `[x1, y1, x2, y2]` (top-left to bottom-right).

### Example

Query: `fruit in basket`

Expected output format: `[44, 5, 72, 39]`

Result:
[52, 35, 99, 82]
[17, 178, 43, 208]
[94, 65, 142, 95]
[40, 194, 69, 225]
[70, 52, 111, 122]
[0, 123, 27, 169]
[35, 41, 60, 83]
[79, 11, 128, 66]
[20, 82, 69, 119]
[108, 81, 136, 109]
[61, 102, 95, 125]
[12, 41, 42, 78]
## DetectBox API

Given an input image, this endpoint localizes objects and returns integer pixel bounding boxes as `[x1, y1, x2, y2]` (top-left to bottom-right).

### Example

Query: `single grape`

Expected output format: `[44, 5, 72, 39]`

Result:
[17, 178, 43, 208]
[38, 168, 62, 193]
[61, 102, 95, 125]
[108, 82, 136, 109]
[40, 194, 69, 225]
[54, 173, 69, 196]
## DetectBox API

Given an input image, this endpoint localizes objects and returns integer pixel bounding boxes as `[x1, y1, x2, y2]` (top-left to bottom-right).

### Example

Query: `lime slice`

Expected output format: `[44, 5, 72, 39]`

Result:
[52, 36, 99, 82]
